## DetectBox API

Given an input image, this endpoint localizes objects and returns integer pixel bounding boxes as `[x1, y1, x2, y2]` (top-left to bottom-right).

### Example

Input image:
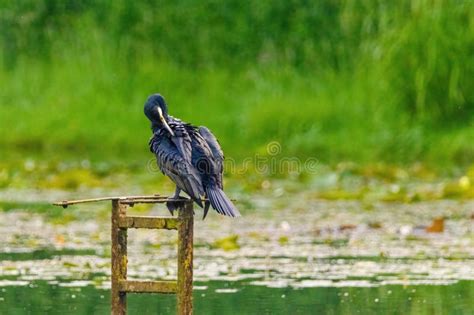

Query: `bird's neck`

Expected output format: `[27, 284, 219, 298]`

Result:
[151, 122, 162, 133]
[151, 116, 175, 134]
[151, 122, 174, 135]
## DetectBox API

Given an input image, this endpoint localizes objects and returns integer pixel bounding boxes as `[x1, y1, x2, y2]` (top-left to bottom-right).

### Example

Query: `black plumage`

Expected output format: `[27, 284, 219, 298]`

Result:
[144, 94, 241, 219]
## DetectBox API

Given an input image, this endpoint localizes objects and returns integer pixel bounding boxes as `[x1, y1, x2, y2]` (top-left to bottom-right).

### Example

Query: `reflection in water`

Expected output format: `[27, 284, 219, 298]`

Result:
[0, 280, 473, 314]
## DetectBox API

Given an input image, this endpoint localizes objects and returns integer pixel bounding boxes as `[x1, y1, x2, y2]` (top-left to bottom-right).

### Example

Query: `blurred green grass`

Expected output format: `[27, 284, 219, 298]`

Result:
[0, 0, 473, 171]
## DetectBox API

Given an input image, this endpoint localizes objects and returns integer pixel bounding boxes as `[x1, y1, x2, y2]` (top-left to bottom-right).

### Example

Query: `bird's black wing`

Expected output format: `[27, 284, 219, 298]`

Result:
[198, 126, 224, 189]
[150, 132, 204, 204]
[168, 118, 193, 163]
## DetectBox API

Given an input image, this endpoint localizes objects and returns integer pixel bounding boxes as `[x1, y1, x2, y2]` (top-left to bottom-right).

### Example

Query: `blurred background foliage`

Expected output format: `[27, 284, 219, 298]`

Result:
[0, 0, 473, 171]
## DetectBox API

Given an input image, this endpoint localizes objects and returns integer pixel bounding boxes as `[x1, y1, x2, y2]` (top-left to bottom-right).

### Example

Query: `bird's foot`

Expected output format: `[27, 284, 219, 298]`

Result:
[166, 195, 188, 216]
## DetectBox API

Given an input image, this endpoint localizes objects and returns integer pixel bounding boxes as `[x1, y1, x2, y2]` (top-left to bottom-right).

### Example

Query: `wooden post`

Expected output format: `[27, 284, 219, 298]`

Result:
[111, 199, 128, 315]
[56, 195, 195, 315]
[177, 201, 194, 315]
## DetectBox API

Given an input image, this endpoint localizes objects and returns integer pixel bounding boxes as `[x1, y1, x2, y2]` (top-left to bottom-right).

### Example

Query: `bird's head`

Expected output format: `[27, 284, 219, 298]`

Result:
[144, 94, 175, 136]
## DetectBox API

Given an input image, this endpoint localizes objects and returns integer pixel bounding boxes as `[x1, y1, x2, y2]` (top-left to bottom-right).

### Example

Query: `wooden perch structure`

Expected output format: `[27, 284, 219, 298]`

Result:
[53, 194, 194, 315]
[53, 194, 230, 208]
[53, 194, 169, 208]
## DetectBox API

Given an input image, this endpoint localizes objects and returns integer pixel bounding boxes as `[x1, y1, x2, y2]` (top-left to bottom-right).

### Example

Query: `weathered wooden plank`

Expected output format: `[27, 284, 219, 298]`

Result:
[53, 195, 164, 207]
[119, 280, 177, 294]
[111, 200, 128, 315]
[177, 201, 194, 315]
[53, 195, 227, 208]
[118, 216, 179, 230]
[119, 198, 173, 205]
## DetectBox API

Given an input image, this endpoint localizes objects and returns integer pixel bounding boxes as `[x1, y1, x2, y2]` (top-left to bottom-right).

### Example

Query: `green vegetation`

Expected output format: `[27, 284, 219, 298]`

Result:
[212, 234, 240, 251]
[1, 3, 473, 312]
[0, 0, 473, 172]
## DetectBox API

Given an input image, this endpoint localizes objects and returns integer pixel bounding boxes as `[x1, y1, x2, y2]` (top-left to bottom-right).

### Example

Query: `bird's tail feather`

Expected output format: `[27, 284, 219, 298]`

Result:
[205, 187, 241, 218]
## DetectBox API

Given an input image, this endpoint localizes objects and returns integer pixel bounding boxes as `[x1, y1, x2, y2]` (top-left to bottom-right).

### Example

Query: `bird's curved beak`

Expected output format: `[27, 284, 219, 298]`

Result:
[157, 107, 175, 137]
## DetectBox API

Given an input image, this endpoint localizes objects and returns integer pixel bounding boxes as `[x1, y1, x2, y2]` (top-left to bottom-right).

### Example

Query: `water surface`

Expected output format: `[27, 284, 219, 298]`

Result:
[0, 189, 473, 314]
[1, 280, 473, 314]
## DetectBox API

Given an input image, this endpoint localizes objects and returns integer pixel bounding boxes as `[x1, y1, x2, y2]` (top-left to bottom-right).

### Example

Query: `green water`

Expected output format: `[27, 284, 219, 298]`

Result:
[1, 280, 473, 314]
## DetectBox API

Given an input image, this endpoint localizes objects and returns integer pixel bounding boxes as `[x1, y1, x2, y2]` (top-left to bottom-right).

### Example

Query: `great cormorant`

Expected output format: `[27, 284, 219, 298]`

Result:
[144, 94, 241, 219]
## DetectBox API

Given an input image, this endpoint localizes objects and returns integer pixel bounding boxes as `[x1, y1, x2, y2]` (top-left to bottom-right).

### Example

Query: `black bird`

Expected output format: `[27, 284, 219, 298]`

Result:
[144, 94, 241, 219]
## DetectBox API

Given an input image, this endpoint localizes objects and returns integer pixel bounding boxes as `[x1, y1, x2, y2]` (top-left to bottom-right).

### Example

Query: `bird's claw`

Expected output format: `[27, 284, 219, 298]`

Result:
[166, 201, 176, 216]
[166, 195, 189, 216]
